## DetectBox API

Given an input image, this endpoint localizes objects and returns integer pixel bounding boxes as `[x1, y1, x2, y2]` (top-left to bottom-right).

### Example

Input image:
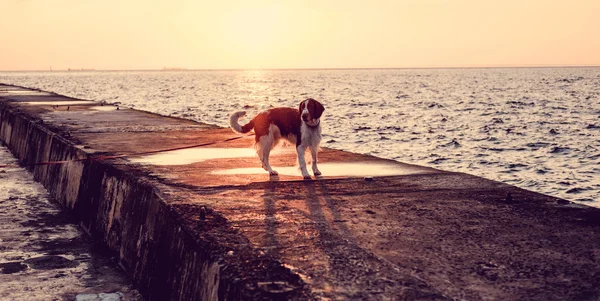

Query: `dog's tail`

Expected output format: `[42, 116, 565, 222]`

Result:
[229, 111, 254, 133]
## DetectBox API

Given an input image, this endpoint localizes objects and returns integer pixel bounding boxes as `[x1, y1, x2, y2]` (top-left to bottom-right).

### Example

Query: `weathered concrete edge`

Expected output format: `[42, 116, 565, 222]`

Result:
[0, 99, 312, 300]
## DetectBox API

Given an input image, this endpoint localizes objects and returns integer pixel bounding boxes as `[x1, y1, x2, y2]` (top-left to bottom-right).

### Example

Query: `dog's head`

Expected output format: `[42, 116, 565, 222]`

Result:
[299, 98, 325, 127]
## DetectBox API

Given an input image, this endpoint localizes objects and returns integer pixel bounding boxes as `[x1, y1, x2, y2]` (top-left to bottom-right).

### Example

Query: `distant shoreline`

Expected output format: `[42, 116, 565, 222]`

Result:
[1, 65, 600, 73]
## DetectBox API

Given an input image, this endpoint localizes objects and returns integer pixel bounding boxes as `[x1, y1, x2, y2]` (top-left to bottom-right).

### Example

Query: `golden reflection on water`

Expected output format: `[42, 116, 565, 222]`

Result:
[237, 70, 273, 105]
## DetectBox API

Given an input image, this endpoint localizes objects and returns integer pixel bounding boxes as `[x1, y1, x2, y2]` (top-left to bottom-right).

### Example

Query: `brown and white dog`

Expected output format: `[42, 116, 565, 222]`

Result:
[230, 98, 325, 179]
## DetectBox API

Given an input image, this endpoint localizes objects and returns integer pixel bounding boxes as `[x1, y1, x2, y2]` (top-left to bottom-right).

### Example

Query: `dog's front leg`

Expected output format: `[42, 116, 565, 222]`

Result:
[296, 146, 311, 179]
[310, 146, 321, 176]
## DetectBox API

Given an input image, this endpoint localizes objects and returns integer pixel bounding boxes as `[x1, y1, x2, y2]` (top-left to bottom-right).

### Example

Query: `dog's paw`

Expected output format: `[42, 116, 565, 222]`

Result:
[314, 171, 322, 176]
[303, 175, 312, 180]
[269, 170, 279, 176]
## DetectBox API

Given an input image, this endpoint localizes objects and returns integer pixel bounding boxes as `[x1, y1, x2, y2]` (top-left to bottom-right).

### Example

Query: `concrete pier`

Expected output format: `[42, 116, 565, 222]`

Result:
[1, 84, 600, 300]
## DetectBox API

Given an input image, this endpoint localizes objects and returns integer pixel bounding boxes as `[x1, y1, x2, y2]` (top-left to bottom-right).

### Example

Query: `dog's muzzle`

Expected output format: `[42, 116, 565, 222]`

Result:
[305, 119, 320, 128]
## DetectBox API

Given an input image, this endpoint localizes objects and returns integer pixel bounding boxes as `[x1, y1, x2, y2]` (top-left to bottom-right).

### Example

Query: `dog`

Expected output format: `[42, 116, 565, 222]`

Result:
[230, 98, 325, 179]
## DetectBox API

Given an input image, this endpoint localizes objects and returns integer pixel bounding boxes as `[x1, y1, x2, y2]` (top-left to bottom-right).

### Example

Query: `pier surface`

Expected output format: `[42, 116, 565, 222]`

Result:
[1, 84, 600, 300]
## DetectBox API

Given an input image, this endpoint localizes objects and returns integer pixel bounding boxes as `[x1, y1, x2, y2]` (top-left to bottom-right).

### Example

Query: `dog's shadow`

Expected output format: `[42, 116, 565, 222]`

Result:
[260, 179, 358, 282]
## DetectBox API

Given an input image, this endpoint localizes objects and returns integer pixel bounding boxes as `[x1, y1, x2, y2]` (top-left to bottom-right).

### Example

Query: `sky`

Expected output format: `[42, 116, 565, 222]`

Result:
[1, 0, 599, 70]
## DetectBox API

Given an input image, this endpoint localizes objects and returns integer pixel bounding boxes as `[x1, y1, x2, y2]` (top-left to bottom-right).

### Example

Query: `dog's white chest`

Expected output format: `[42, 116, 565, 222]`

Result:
[301, 123, 322, 147]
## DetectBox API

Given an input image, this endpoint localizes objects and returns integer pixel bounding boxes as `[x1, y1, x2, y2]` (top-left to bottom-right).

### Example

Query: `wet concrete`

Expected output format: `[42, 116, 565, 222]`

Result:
[0, 146, 141, 301]
[1, 84, 600, 300]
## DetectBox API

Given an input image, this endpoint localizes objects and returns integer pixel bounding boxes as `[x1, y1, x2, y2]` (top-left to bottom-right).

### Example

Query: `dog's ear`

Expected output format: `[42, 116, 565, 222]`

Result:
[313, 100, 325, 118]
[299, 100, 306, 113]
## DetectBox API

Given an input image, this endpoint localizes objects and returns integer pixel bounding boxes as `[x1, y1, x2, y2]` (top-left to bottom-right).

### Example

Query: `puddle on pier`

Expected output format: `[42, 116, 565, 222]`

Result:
[89, 106, 121, 111]
[130, 147, 294, 165]
[212, 162, 426, 177]
[0, 90, 54, 96]
[21, 100, 97, 106]
[129, 147, 427, 177]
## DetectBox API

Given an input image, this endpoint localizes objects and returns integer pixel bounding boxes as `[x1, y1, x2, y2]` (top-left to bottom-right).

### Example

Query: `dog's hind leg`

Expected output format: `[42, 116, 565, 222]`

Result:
[257, 134, 278, 176]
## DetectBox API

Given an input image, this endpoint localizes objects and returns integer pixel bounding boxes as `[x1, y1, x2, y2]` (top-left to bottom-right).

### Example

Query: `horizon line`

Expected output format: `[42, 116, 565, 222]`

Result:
[1, 64, 599, 72]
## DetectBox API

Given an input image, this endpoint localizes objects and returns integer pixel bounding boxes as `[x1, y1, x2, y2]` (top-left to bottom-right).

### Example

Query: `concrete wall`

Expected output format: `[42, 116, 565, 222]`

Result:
[0, 104, 257, 300]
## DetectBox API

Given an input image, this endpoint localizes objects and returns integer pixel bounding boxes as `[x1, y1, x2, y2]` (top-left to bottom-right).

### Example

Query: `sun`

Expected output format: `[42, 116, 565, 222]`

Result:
[221, 4, 284, 68]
